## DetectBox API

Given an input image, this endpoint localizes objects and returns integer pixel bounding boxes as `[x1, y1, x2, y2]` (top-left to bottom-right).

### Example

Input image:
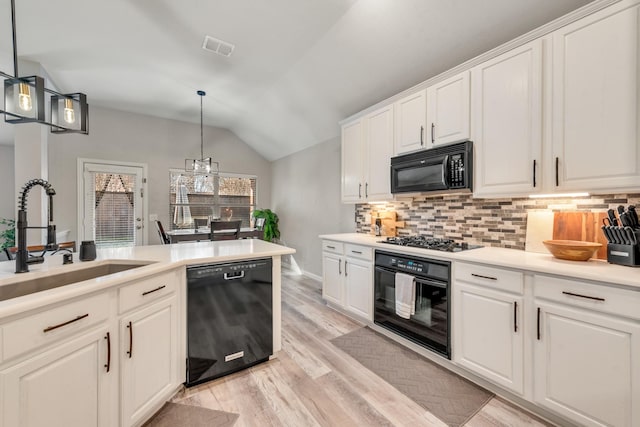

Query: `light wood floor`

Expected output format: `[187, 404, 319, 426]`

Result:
[172, 271, 551, 427]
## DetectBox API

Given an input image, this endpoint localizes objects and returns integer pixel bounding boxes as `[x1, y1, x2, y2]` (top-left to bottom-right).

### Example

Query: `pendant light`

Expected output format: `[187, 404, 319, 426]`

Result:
[185, 90, 219, 175]
[1, 0, 89, 134]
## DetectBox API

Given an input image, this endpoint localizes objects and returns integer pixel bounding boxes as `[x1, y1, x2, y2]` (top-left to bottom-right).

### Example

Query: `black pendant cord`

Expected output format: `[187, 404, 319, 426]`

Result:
[11, 0, 18, 77]
[200, 93, 204, 161]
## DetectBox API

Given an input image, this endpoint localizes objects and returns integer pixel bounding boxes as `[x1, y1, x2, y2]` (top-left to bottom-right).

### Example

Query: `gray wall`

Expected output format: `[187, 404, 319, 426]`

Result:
[271, 137, 354, 277]
[48, 106, 272, 244]
[0, 145, 15, 221]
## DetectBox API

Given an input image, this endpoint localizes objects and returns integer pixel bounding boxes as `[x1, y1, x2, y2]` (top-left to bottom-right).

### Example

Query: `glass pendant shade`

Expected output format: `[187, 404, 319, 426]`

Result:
[184, 90, 219, 176]
[3, 76, 45, 123]
[51, 92, 89, 134]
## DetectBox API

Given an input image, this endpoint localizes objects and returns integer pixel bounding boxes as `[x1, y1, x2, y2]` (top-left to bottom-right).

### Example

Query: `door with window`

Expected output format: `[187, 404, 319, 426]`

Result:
[80, 161, 146, 247]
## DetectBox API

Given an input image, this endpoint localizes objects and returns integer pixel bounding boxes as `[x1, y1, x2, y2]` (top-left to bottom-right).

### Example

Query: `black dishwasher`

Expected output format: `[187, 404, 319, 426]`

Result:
[186, 258, 272, 387]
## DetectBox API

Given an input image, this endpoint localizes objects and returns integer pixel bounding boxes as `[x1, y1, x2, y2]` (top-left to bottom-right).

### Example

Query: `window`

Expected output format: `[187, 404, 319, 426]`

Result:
[169, 171, 257, 230]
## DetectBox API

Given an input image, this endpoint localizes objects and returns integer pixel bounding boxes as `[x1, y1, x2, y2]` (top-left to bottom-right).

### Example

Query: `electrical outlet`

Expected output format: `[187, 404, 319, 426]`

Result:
[149, 214, 158, 221]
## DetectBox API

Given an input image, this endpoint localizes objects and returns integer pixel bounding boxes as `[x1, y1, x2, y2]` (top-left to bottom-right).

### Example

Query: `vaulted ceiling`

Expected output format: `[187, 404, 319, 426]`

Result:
[0, 0, 593, 160]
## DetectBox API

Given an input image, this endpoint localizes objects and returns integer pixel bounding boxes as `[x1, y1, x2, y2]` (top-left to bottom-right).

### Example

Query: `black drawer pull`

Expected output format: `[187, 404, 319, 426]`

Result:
[471, 273, 497, 281]
[514, 301, 518, 333]
[126, 321, 133, 358]
[326, 245, 336, 249]
[537, 307, 541, 340]
[142, 285, 166, 296]
[555, 157, 559, 186]
[104, 332, 111, 373]
[345, 261, 348, 277]
[43, 313, 89, 333]
[351, 250, 363, 254]
[562, 291, 605, 302]
[532, 159, 537, 187]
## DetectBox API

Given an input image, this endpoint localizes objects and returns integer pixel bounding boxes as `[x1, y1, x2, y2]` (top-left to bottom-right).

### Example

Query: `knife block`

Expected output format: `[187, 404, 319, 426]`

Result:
[607, 243, 640, 267]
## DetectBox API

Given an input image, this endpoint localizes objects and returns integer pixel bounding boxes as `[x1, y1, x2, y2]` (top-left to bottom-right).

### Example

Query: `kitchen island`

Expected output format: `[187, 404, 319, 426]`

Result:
[0, 239, 295, 427]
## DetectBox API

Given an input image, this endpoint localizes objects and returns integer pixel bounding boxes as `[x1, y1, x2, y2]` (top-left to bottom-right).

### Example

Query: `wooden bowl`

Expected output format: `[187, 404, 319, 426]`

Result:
[542, 240, 603, 261]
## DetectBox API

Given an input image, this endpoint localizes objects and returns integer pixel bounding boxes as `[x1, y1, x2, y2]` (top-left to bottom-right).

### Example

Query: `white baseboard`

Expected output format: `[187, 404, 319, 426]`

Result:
[302, 271, 322, 282]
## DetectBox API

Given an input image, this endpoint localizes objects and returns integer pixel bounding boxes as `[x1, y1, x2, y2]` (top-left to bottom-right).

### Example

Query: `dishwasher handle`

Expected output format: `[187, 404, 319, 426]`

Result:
[224, 271, 245, 280]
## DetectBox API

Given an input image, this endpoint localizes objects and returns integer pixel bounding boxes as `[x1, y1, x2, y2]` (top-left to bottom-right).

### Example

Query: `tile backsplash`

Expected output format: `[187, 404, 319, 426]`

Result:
[356, 193, 640, 250]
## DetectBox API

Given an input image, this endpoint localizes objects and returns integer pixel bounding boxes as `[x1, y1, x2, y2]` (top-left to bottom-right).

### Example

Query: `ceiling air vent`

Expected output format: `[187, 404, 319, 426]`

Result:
[202, 35, 235, 58]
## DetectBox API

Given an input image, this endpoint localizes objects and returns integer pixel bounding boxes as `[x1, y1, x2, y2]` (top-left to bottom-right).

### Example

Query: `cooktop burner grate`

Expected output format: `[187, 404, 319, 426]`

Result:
[379, 236, 482, 252]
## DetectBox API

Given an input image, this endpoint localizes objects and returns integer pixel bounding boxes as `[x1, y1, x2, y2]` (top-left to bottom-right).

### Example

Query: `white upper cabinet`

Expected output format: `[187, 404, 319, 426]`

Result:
[341, 119, 364, 203]
[394, 89, 427, 155]
[426, 71, 470, 147]
[472, 40, 543, 197]
[364, 104, 394, 201]
[550, 0, 640, 192]
[341, 105, 394, 203]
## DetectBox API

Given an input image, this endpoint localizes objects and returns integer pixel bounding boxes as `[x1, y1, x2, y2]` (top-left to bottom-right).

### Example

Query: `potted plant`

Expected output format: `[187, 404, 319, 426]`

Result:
[0, 218, 15, 251]
[252, 209, 280, 243]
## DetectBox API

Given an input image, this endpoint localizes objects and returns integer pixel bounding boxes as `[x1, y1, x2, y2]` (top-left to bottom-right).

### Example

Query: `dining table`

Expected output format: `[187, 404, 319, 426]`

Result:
[166, 227, 264, 243]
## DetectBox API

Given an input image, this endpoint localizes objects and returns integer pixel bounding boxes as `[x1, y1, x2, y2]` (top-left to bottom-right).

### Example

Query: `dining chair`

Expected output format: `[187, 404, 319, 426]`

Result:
[210, 220, 242, 241]
[155, 220, 171, 244]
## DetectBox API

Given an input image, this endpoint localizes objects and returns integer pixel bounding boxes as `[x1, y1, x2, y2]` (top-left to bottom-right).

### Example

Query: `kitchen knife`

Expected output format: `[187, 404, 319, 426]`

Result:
[607, 209, 619, 226]
[601, 225, 613, 243]
[628, 205, 639, 228]
[619, 212, 632, 227]
[614, 227, 627, 244]
[608, 226, 620, 244]
[624, 226, 637, 245]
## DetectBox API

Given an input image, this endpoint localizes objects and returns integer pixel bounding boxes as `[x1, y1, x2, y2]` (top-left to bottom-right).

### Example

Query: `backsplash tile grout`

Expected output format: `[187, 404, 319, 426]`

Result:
[356, 193, 640, 250]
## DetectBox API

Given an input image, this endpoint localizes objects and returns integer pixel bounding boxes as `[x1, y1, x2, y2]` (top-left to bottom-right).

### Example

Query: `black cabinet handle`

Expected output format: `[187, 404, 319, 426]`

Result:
[420, 126, 424, 145]
[43, 313, 89, 333]
[338, 259, 342, 275]
[537, 307, 541, 340]
[351, 250, 362, 254]
[358, 183, 362, 198]
[365, 183, 368, 198]
[142, 285, 166, 296]
[514, 301, 518, 333]
[555, 157, 559, 186]
[104, 332, 111, 373]
[326, 245, 336, 249]
[533, 159, 537, 187]
[431, 123, 435, 144]
[345, 260, 348, 277]
[126, 321, 133, 358]
[471, 273, 497, 281]
[562, 291, 605, 302]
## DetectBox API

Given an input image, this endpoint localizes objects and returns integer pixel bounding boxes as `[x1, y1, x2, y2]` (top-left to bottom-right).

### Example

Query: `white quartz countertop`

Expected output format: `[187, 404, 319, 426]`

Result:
[320, 233, 640, 290]
[0, 239, 295, 318]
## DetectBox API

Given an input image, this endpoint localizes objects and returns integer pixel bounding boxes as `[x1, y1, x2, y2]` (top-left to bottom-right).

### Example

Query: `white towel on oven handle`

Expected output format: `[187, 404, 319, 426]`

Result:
[395, 272, 416, 319]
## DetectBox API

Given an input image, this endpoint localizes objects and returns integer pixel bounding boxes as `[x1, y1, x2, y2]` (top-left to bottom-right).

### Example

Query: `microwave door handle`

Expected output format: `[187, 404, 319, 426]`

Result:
[442, 154, 449, 187]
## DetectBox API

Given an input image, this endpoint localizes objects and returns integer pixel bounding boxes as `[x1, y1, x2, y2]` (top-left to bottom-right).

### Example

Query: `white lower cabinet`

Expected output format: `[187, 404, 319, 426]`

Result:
[0, 325, 114, 427]
[121, 296, 179, 427]
[453, 263, 524, 395]
[321, 240, 373, 321]
[533, 275, 640, 427]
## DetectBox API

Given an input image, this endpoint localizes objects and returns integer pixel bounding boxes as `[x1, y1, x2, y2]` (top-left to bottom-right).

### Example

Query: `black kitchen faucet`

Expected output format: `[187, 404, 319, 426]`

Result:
[15, 179, 58, 273]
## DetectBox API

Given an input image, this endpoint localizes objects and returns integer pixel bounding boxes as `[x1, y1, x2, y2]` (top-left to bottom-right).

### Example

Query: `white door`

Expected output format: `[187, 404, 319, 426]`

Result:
[471, 40, 543, 197]
[427, 71, 470, 146]
[534, 301, 640, 427]
[322, 253, 343, 305]
[79, 160, 146, 247]
[341, 120, 364, 203]
[344, 257, 373, 320]
[364, 104, 394, 201]
[551, 0, 640, 192]
[394, 89, 427, 154]
[0, 327, 114, 427]
[121, 297, 178, 427]
[453, 283, 524, 394]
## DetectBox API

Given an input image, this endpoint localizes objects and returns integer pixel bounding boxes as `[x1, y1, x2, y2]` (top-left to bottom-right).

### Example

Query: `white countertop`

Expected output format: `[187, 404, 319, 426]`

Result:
[0, 239, 295, 318]
[320, 233, 640, 290]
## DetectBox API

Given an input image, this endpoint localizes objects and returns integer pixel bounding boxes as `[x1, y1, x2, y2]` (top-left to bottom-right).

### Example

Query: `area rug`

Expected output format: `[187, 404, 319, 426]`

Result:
[143, 402, 239, 427]
[331, 327, 494, 427]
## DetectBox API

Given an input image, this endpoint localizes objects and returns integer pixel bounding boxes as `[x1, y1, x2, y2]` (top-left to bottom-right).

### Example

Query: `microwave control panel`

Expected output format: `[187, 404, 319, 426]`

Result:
[448, 154, 465, 188]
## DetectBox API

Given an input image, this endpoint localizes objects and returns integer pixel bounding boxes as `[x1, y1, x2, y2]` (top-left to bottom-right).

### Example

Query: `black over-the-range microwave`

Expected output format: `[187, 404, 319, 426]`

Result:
[390, 140, 473, 194]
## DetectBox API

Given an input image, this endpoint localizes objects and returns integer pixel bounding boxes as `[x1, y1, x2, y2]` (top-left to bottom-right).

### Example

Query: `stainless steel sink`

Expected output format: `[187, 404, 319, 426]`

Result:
[0, 262, 153, 302]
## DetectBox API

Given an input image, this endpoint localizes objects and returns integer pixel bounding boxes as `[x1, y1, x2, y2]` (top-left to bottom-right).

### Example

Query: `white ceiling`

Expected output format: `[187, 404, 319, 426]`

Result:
[0, 0, 593, 159]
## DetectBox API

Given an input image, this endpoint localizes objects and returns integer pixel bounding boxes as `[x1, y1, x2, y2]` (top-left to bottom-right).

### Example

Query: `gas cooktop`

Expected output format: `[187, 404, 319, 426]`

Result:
[378, 236, 482, 252]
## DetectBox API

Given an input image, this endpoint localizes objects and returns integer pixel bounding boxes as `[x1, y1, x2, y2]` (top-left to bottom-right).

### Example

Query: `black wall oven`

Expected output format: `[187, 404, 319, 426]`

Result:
[390, 140, 472, 194]
[374, 251, 451, 359]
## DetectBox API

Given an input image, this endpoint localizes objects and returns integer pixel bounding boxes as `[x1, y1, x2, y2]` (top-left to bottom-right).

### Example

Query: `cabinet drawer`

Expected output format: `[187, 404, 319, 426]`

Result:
[322, 241, 344, 254]
[118, 269, 179, 314]
[345, 244, 372, 261]
[454, 262, 524, 295]
[534, 275, 640, 321]
[2, 292, 110, 361]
